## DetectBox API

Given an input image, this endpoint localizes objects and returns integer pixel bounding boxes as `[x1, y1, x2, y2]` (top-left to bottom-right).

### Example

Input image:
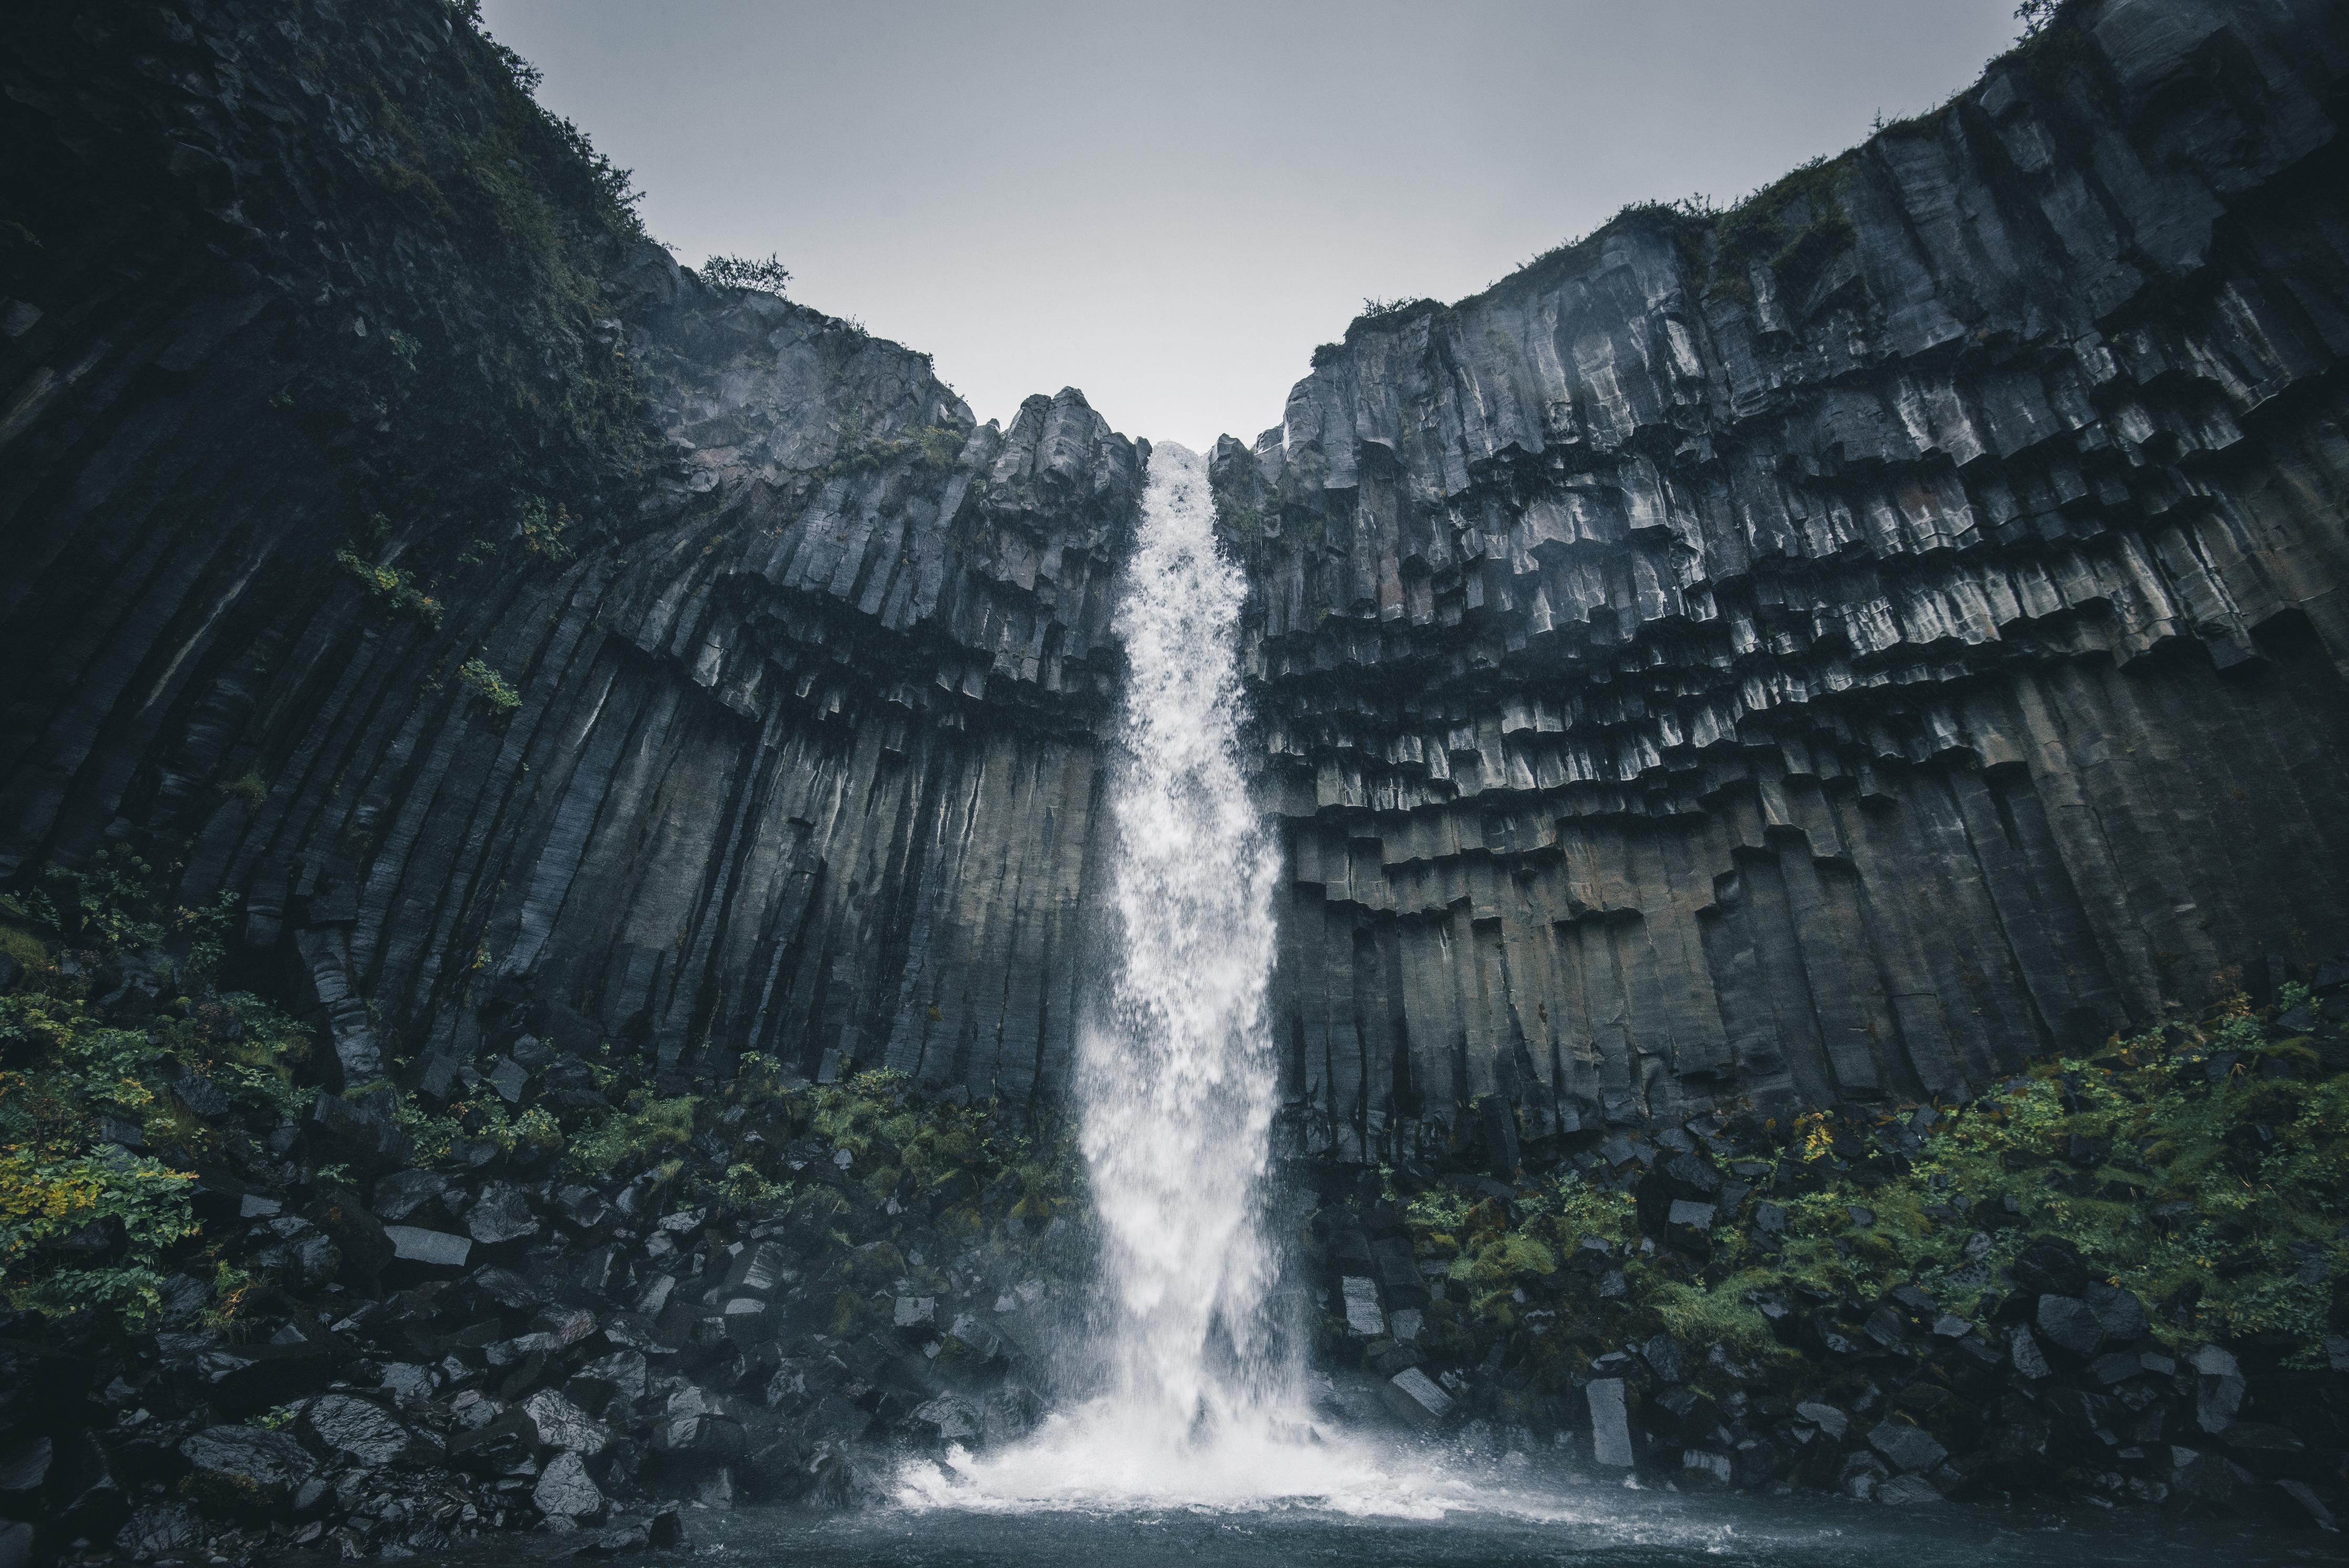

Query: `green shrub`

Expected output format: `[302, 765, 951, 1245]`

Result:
[457, 657, 521, 716]
[336, 549, 444, 627]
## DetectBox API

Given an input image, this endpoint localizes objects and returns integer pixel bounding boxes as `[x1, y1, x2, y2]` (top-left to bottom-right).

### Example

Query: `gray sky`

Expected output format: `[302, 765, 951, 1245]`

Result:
[481, 1, 2022, 450]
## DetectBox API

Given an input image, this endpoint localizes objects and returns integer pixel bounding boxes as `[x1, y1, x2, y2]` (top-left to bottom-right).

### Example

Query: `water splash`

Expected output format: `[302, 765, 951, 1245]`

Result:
[902, 441, 1327, 1504]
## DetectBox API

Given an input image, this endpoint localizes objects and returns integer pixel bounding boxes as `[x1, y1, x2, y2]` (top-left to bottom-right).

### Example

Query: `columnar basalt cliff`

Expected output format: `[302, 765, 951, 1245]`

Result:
[1210, 0, 2349, 1156]
[6, 1, 2349, 1134]
[6, 0, 2349, 1555]
[1, 0, 1140, 1109]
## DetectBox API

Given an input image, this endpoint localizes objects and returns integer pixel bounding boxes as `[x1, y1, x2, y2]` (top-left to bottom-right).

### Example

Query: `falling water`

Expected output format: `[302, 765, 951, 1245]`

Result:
[1075, 439, 1287, 1440]
[899, 444, 1450, 1511]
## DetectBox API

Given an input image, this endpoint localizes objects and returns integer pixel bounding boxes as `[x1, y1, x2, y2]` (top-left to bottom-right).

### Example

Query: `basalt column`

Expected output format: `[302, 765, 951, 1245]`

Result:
[1213, 0, 2349, 1156]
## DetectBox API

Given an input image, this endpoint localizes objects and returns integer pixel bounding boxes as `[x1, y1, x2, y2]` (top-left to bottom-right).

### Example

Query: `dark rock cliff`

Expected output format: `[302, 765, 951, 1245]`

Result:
[1209, 0, 2349, 1154]
[1, 0, 1140, 1110]
[6, 0, 2349, 1144]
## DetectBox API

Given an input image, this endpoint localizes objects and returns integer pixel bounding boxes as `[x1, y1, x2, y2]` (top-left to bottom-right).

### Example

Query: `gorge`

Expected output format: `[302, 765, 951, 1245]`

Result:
[3, 0, 2348, 1560]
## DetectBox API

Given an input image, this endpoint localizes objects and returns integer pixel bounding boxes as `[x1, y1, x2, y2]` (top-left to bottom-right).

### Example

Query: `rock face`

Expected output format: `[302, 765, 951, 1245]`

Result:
[0, 0, 1139, 1108]
[1208, 0, 2349, 1152]
[4, 0, 2349, 1139]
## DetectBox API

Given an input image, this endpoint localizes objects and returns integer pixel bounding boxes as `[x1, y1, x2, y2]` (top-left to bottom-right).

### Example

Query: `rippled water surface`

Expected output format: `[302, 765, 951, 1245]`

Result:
[678, 1485, 2314, 1568]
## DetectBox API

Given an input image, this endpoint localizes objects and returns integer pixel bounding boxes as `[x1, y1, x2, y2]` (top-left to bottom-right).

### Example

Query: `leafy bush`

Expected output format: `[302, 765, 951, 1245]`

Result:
[458, 657, 522, 716]
[335, 549, 444, 627]
[701, 253, 792, 295]
[568, 1094, 699, 1172]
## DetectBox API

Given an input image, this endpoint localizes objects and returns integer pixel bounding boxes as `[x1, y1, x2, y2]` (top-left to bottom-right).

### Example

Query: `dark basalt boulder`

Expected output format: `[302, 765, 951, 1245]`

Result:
[175, 1427, 314, 1517]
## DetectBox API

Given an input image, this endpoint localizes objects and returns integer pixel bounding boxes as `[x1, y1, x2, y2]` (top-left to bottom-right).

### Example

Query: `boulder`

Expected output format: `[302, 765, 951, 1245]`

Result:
[466, 1184, 542, 1247]
[1794, 1401, 1848, 1442]
[1875, 1474, 1943, 1505]
[1867, 1420, 1948, 1474]
[1587, 1379, 1635, 1468]
[382, 1225, 471, 1278]
[178, 1426, 314, 1516]
[524, 1390, 611, 1457]
[2083, 1282, 2148, 1343]
[295, 1394, 439, 1469]
[2192, 1344, 2246, 1434]
[1379, 1368, 1453, 1431]
[114, 1505, 200, 1561]
[569, 1508, 687, 1556]
[533, 1449, 606, 1522]
[2034, 1294, 2104, 1358]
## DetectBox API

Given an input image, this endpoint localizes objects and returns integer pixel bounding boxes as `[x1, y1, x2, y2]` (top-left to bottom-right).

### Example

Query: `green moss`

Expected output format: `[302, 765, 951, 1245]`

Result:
[566, 1094, 699, 1172]
[336, 549, 444, 628]
[457, 657, 522, 716]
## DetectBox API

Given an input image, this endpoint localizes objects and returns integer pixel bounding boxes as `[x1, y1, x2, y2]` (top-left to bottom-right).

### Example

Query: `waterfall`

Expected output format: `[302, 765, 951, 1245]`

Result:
[1076, 439, 1287, 1439]
[900, 444, 1467, 1512]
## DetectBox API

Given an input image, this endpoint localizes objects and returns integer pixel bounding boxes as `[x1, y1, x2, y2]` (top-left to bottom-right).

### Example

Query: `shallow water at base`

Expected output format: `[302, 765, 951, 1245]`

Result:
[679, 1481, 2314, 1568]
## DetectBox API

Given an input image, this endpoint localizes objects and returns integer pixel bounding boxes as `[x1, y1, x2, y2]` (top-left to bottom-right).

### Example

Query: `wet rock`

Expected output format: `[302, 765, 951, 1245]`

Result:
[374, 1170, 452, 1224]
[1341, 1276, 1386, 1336]
[1586, 1379, 1635, 1467]
[383, 1225, 471, 1276]
[1795, 1401, 1849, 1442]
[2034, 1295, 2105, 1358]
[2272, 1479, 2337, 1533]
[115, 1504, 200, 1561]
[1681, 1448, 1732, 1487]
[296, 1394, 439, 1469]
[2009, 1325, 2053, 1380]
[1875, 1474, 1943, 1505]
[908, 1397, 981, 1445]
[467, 1185, 543, 1247]
[569, 1508, 688, 1556]
[2192, 1344, 2246, 1434]
[304, 1092, 412, 1173]
[177, 1425, 315, 1515]
[2083, 1283, 2148, 1344]
[1867, 1420, 1948, 1474]
[653, 1413, 746, 1465]
[534, 1449, 606, 1522]
[1838, 1450, 1889, 1500]
[525, 1391, 612, 1457]
[1380, 1367, 1453, 1430]
[0, 1437, 49, 1503]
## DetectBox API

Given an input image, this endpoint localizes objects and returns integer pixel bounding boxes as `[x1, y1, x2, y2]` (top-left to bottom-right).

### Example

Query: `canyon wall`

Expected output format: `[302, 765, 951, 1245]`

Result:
[1210, 0, 2349, 1154]
[6, 0, 2349, 1144]
[0, 0, 1139, 1108]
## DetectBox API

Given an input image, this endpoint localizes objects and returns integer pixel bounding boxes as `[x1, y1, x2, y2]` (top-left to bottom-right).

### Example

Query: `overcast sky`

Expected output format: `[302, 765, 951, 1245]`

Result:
[480, 1, 2022, 450]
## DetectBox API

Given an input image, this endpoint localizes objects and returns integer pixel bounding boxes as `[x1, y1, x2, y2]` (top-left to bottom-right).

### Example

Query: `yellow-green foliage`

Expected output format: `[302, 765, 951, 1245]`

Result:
[335, 549, 443, 627]
[567, 1093, 698, 1171]
[0, 974, 202, 1322]
[218, 772, 269, 811]
[457, 657, 521, 716]
[1396, 990, 2348, 1377]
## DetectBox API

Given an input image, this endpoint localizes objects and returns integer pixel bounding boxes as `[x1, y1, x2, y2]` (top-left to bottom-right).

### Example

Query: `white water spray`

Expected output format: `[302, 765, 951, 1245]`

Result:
[898, 444, 1474, 1513]
[1077, 439, 1287, 1440]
